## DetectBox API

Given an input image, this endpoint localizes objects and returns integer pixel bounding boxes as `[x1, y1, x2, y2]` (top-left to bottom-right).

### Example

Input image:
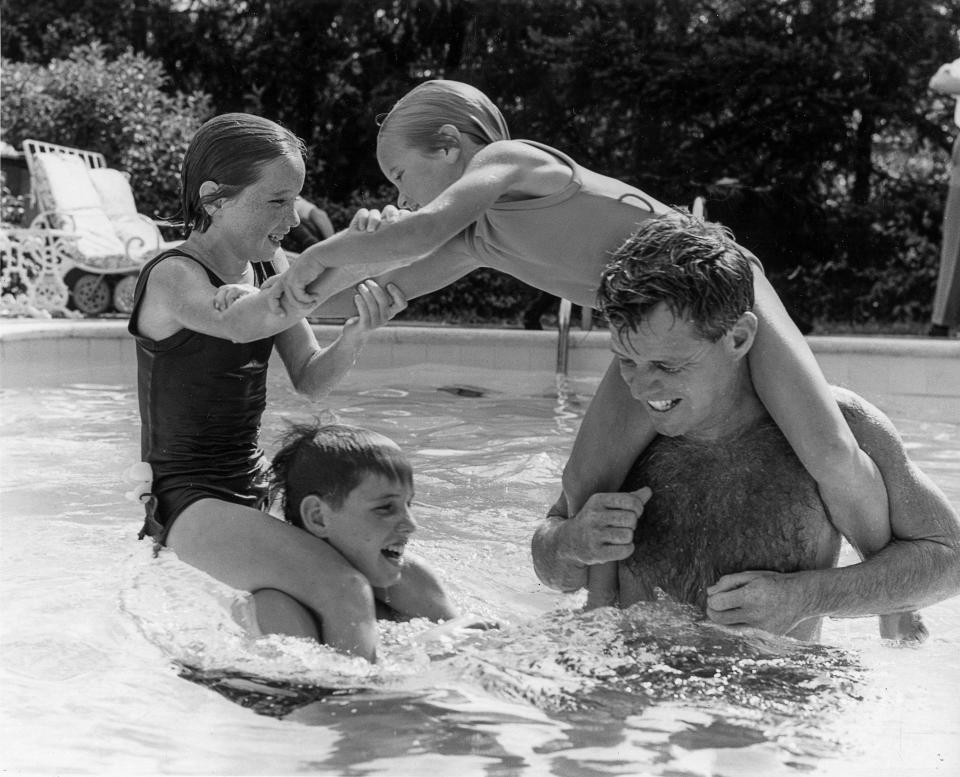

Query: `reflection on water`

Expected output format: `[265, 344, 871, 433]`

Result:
[1, 367, 959, 776]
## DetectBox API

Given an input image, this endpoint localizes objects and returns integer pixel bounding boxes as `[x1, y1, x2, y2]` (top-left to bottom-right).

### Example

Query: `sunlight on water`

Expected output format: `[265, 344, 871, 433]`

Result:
[1, 365, 959, 776]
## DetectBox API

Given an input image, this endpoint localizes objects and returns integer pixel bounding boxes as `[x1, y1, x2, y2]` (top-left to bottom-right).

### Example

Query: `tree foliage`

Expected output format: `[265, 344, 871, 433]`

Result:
[2, 0, 959, 325]
[1, 41, 211, 219]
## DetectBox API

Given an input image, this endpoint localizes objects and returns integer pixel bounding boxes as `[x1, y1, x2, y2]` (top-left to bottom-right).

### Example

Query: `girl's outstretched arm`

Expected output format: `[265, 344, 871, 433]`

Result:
[274, 279, 406, 400]
[304, 241, 481, 318]
[750, 270, 891, 555]
[281, 142, 538, 305]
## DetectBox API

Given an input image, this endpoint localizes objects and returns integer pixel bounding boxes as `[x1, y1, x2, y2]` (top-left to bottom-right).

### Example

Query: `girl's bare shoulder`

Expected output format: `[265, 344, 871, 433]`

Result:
[472, 139, 571, 198]
[473, 139, 563, 167]
[145, 252, 209, 290]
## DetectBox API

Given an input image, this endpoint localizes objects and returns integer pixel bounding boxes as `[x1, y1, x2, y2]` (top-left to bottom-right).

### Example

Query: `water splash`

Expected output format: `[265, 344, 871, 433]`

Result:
[122, 550, 861, 738]
[439, 600, 861, 718]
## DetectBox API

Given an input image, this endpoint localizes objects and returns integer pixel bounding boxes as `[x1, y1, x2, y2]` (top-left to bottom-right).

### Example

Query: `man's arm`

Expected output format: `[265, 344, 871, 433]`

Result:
[707, 389, 960, 633]
[531, 488, 652, 593]
[532, 494, 589, 592]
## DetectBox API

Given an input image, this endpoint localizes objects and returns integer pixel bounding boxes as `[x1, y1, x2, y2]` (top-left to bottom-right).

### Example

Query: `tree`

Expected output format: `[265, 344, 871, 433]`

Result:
[1, 42, 211, 219]
[4, 0, 958, 325]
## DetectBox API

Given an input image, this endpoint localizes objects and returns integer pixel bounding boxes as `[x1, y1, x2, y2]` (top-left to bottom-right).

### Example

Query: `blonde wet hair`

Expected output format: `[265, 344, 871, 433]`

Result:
[377, 80, 510, 152]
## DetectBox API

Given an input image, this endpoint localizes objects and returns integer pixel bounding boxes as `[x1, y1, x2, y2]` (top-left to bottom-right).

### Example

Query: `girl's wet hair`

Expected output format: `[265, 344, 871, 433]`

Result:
[269, 422, 413, 529]
[598, 211, 755, 342]
[377, 80, 510, 152]
[180, 112, 306, 233]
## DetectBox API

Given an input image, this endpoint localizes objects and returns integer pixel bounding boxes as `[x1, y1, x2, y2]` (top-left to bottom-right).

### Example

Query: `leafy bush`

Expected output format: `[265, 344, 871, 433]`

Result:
[2, 2, 955, 329]
[1, 189, 27, 226]
[395, 268, 542, 326]
[1, 42, 212, 223]
[777, 147, 946, 327]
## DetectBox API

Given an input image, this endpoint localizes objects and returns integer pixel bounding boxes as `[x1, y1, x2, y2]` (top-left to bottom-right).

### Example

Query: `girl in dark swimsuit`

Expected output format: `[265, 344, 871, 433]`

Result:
[129, 113, 454, 662]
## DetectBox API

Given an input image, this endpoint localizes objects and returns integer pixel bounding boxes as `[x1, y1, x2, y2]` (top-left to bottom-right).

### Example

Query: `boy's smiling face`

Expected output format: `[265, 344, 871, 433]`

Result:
[307, 472, 417, 588]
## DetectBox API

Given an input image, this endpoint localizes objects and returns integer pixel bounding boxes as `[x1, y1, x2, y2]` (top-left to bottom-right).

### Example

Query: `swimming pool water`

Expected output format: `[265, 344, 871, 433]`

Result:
[1, 361, 958, 776]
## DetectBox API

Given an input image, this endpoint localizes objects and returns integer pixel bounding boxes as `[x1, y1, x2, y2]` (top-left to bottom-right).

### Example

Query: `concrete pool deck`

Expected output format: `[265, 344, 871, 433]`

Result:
[1, 318, 958, 422]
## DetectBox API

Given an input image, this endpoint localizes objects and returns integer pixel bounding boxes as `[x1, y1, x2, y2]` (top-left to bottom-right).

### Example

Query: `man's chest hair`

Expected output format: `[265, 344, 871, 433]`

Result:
[621, 418, 839, 606]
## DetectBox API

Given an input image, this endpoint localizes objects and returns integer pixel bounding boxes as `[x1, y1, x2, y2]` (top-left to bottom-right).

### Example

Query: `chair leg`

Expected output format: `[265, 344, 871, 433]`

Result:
[112, 274, 137, 314]
[70, 273, 112, 315]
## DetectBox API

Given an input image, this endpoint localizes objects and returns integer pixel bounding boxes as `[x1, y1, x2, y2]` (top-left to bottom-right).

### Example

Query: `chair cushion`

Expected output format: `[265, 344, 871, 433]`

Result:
[89, 168, 159, 257]
[32, 152, 156, 266]
[33, 153, 102, 212]
[66, 209, 127, 265]
[88, 168, 138, 217]
[111, 214, 161, 259]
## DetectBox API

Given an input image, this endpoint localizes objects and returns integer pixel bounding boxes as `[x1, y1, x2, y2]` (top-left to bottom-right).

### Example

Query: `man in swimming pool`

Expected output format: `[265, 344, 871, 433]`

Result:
[531, 213, 960, 641]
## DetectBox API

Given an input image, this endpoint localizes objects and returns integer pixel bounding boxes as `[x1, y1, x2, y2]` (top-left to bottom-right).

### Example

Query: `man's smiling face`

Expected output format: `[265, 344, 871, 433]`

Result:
[610, 302, 746, 440]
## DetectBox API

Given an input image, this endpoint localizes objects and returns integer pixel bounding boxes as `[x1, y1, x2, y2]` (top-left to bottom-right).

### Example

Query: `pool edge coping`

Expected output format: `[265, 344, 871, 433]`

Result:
[2, 318, 959, 357]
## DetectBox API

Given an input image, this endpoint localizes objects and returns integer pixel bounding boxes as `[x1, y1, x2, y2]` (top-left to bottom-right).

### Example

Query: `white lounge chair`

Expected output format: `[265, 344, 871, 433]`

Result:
[20, 139, 181, 315]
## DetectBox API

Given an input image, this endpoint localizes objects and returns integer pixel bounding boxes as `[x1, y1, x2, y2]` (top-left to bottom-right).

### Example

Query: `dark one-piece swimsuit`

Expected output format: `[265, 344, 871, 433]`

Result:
[127, 248, 276, 549]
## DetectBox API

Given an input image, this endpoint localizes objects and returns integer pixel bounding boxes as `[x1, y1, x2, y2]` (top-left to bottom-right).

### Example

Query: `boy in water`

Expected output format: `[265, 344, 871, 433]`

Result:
[253, 422, 457, 649]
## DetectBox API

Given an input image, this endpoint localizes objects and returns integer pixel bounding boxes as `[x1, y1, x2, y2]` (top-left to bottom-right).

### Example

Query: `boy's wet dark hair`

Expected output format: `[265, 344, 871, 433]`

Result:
[598, 211, 755, 342]
[269, 423, 413, 529]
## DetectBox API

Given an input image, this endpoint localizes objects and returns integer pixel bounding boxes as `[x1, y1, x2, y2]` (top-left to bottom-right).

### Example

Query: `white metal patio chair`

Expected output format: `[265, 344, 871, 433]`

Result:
[21, 139, 180, 314]
[0, 225, 77, 317]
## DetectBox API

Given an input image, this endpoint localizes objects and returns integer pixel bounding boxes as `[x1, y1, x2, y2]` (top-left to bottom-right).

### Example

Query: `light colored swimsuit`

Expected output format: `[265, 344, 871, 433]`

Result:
[455, 140, 670, 307]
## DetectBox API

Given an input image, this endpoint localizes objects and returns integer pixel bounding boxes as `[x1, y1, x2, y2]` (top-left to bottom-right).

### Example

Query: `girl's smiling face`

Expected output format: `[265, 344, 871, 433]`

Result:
[213, 153, 305, 261]
[376, 132, 461, 211]
[309, 472, 417, 588]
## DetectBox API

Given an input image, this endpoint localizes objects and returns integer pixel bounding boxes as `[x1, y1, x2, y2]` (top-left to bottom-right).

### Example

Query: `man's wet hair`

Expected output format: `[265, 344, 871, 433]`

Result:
[269, 422, 413, 529]
[598, 211, 755, 342]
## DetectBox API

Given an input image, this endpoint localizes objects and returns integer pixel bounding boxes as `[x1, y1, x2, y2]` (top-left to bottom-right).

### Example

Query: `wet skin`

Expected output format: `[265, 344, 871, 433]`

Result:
[618, 417, 841, 641]
[611, 306, 839, 640]
[307, 473, 417, 589]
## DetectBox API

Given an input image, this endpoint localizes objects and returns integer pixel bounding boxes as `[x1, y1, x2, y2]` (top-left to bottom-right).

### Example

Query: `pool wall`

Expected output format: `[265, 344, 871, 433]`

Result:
[1, 320, 958, 422]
